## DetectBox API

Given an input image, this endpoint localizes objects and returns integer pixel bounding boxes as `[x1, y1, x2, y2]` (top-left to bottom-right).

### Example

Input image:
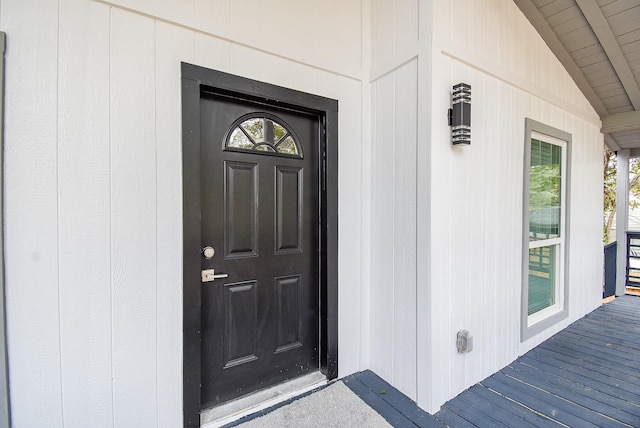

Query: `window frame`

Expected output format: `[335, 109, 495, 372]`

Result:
[521, 118, 571, 342]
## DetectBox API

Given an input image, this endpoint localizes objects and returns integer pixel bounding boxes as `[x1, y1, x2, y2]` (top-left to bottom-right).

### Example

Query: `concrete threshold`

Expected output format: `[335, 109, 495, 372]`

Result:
[201, 371, 327, 427]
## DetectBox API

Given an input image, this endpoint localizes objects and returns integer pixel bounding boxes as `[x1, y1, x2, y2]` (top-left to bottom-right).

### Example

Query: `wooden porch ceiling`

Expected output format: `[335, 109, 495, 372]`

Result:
[436, 295, 640, 427]
[514, 0, 640, 153]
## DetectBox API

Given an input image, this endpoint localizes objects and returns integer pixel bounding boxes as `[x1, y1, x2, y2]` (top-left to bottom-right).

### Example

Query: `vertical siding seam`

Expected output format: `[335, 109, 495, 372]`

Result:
[447, 58, 453, 398]
[359, 0, 368, 364]
[259, 0, 264, 79]
[392, 0, 396, 59]
[359, 1, 364, 368]
[108, 6, 115, 427]
[55, 0, 65, 425]
[371, 0, 375, 69]
[479, 76, 486, 383]
[464, 65, 471, 387]
[413, 57, 419, 399]
[153, 19, 159, 428]
[370, 80, 376, 370]
[391, 71, 396, 384]
[229, 35, 233, 73]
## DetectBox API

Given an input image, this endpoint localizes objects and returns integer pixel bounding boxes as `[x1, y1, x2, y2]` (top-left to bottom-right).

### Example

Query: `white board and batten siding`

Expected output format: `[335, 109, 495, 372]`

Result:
[369, 0, 421, 402]
[1, 0, 366, 426]
[370, 0, 602, 412]
[2, 0, 606, 425]
[368, 0, 603, 415]
[2, 0, 63, 426]
[424, 0, 603, 413]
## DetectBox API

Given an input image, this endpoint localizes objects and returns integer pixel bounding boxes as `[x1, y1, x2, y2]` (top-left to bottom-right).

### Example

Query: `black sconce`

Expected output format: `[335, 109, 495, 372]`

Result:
[448, 83, 471, 145]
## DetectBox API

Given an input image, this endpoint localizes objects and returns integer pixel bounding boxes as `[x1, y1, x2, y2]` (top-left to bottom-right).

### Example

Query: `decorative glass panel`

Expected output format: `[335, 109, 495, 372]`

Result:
[241, 118, 264, 142]
[273, 122, 287, 143]
[277, 136, 298, 155]
[528, 245, 556, 315]
[225, 114, 302, 158]
[255, 144, 276, 152]
[228, 128, 254, 150]
[529, 139, 561, 241]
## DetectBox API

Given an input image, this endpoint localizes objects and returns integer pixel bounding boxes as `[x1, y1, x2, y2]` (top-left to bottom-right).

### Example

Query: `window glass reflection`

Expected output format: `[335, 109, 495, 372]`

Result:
[241, 118, 264, 142]
[529, 139, 562, 241]
[228, 128, 254, 149]
[225, 115, 302, 158]
[528, 245, 556, 315]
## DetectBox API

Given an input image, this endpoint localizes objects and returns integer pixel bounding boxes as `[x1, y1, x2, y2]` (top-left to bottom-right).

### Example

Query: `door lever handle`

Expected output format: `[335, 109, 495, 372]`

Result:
[201, 269, 229, 283]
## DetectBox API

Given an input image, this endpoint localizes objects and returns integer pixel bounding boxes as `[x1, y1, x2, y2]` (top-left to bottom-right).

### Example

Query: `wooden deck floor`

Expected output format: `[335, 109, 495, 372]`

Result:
[238, 296, 640, 427]
[436, 295, 640, 427]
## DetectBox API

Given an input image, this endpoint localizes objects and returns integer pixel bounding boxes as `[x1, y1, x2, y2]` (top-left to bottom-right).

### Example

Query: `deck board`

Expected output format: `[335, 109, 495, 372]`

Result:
[527, 348, 640, 397]
[501, 365, 639, 426]
[481, 374, 606, 428]
[467, 385, 562, 427]
[454, 388, 535, 427]
[517, 352, 640, 402]
[343, 372, 445, 428]
[507, 360, 640, 419]
[345, 297, 640, 427]
[435, 296, 640, 427]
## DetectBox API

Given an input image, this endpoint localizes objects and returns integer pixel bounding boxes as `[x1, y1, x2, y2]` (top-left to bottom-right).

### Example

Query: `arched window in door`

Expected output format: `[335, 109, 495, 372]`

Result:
[225, 113, 302, 157]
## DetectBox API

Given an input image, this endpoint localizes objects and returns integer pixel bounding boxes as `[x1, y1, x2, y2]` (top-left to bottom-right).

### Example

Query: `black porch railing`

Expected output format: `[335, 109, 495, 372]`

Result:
[603, 241, 616, 298]
[626, 232, 640, 290]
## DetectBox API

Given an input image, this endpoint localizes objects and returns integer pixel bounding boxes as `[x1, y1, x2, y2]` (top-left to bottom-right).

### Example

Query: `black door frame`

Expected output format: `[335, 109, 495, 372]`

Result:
[181, 63, 338, 427]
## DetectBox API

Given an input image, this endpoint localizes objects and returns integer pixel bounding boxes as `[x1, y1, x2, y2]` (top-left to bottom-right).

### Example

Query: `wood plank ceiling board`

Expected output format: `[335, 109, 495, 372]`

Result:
[513, 0, 609, 115]
[514, 0, 640, 151]
[602, 111, 640, 132]
[559, 26, 601, 53]
[607, 5, 640, 36]
[578, 0, 640, 109]
[600, 0, 639, 17]
[546, 5, 583, 29]
[618, 28, 640, 45]
[602, 94, 632, 108]
[623, 39, 640, 55]
[609, 105, 635, 114]
[574, 46, 608, 67]
[599, 83, 626, 98]
[538, 0, 575, 18]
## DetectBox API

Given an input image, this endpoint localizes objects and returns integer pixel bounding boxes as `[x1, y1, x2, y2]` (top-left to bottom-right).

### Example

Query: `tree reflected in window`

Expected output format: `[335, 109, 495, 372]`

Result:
[226, 114, 302, 157]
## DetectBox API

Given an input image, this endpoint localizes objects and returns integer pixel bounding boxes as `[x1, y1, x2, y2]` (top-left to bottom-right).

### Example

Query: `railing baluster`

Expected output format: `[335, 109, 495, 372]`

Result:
[626, 232, 640, 293]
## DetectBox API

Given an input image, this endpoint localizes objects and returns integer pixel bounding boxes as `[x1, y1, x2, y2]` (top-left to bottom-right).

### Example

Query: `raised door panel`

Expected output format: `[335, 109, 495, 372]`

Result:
[225, 161, 258, 258]
[275, 275, 303, 353]
[223, 281, 258, 368]
[275, 166, 303, 254]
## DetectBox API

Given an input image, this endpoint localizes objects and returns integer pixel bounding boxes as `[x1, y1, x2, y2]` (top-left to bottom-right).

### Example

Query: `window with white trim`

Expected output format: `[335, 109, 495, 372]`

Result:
[522, 119, 571, 341]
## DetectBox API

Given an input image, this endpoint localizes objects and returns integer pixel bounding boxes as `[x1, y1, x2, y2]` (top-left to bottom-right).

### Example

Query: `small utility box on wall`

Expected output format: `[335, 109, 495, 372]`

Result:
[456, 330, 473, 353]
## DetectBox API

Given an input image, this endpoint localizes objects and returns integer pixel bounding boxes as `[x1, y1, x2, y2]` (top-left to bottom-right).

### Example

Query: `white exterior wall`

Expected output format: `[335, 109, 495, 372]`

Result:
[1, 0, 606, 425]
[1, 0, 368, 426]
[369, 0, 603, 414]
[368, 0, 424, 402]
[424, 0, 604, 413]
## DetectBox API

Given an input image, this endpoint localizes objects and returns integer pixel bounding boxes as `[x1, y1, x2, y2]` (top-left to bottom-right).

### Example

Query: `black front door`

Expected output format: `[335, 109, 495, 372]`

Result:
[198, 92, 320, 408]
[182, 64, 339, 427]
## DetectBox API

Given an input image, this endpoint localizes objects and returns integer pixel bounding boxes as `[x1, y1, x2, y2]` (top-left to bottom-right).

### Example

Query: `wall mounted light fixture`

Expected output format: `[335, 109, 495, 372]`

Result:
[448, 83, 471, 145]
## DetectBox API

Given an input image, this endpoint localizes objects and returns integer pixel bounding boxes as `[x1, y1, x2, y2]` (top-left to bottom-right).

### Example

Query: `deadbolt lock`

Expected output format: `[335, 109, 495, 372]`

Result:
[202, 246, 215, 259]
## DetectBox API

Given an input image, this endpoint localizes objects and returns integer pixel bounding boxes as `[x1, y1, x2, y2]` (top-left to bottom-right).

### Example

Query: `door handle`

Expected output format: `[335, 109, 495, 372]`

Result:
[201, 268, 229, 283]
